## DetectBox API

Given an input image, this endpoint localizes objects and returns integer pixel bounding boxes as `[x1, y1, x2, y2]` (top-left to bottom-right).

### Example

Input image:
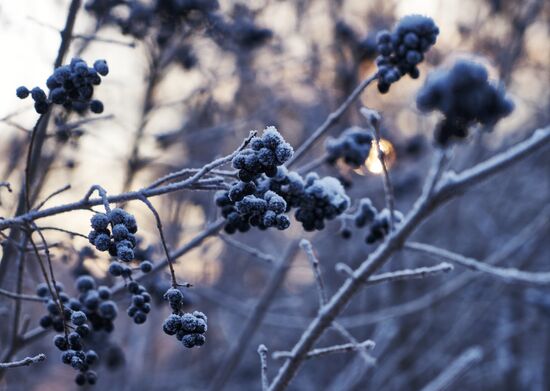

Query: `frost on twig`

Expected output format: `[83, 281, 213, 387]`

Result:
[336, 262, 454, 286]
[258, 344, 269, 391]
[0, 353, 46, 369]
[405, 242, 550, 286]
[272, 339, 375, 360]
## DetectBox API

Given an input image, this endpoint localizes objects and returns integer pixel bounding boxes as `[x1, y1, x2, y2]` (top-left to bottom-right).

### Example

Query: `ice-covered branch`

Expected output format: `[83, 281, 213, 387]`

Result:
[405, 242, 550, 285]
[0, 353, 46, 369]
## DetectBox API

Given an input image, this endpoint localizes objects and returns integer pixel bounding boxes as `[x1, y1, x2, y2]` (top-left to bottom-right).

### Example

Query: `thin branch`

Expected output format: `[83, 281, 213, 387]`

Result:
[0, 288, 45, 302]
[405, 242, 550, 286]
[35, 226, 88, 239]
[300, 239, 327, 306]
[208, 242, 299, 391]
[258, 345, 269, 391]
[137, 195, 183, 288]
[330, 321, 376, 366]
[34, 184, 71, 211]
[300, 240, 374, 365]
[420, 347, 483, 391]
[147, 131, 255, 190]
[0, 160, 246, 231]
[286, 72, 378, 167]
[360, 107, 396, 230]
[220, 235, 275, 263]
[272, 340, 375, 360]
[0, 354, 46, 369]
[336, 262, 454, 286]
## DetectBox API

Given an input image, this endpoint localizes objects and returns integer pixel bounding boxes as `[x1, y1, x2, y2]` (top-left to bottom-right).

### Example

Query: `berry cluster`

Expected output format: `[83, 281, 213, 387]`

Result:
[73, 275, 118, 332]
[125, 281, 152, 324]
[325, 127, 373, 167]
[217, 130, 351, 233]
[416, 60, 514, 145]
[295, 173, 350, 231]
[55, 331, 99, 386]
[38, 276, 114, 386]
[353, 198, 378, 228]
[89, 208, 138, 263]
[162, 288, 207, 348]
[257, 167, 305, 210]
[232, 126, 293, 182]
[216, 183, 290, 233]
[375, 15, 439, 93]
[366, 209, 404, 244]
[36, 283, 72, 333]
[16, 58, 108, 114]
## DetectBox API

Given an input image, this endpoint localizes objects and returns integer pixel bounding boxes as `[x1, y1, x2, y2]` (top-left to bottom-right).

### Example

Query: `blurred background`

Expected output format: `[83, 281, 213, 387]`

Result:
[0, 0, 549, 390]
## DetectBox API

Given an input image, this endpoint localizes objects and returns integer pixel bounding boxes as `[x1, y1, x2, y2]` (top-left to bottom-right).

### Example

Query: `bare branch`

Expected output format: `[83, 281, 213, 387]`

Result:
[286, 72, 378, 167]
[220, 235, 275, 264]
[336, 262, 454, 286]
[147, 131, 255, 190]
[272, 340, 375, 360]
[258, 345, 269, 391]
[208, 242, 299, 391]
[405, 242, 550, 286]
[34, 184, 71, 211]
[0, 288, 45, 303]
[300, 239, 327, 306]
[420, 347, 483, 391]
[0, 354, 46, 369]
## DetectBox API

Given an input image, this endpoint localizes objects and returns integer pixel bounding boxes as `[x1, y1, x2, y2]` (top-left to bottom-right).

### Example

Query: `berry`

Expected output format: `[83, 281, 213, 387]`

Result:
[140, 260, 153, 273]
[71, 311, 88, 326]
[91, 213, 109, 231]
[54, 335, 68, 351]
[94, 234, 111, 251]
[93, 59, 109, 76]
[98, 300, 118, 320]
[36, 283, 49, 297]
[76, 275, 96, 292]
[16, 86, 29, 99]
[108, 262, 124, 277]
[90, 99, 104, 113]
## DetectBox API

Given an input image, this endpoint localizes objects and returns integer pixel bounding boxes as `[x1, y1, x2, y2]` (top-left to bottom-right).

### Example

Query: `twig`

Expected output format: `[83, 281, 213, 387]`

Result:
[0, 177, 224, 231]
[0, 289, 45, 302]
[35, 226, 88, 239]
[272, 340, 375, 360]
[147, 132, 255, 190]
[258, 345, 269, 391]
[330, 322, 376, 366]
[220, 235, 275, 263]
[137, 195, 184, 288]
[208, 241, 299, 391]
[420, 347, 483, 391]
[34, 185, 71, 211]
[286, 72, 378, 167]
[360, 107, 396, 230]
[0, 182, 12, 192]
[0, 354, 46, 369]
[405, 242, 550, 286]
[300, 239, 327, 306]
[300, 240, 374, 365]
[336, 262, 454, 286]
